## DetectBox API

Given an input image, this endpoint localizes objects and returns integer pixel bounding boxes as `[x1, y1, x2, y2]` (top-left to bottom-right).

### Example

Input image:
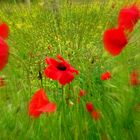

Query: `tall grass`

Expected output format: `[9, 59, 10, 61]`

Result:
[0, 0, 140, 139]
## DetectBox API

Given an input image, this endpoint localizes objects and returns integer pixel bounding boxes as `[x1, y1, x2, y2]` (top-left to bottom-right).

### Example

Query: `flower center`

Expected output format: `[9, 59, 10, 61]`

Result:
[57, 63, 67, 71]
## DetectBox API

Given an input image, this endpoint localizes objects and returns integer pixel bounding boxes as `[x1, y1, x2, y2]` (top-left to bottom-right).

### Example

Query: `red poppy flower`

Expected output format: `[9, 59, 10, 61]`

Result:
[0, 23, 9, 39]
[86, 102, 94, 113]
[0, 77, 5, 87]
[29, 89, 57, 118]
[101, 71, 111, 80]
[0, 37, 9, 71]
[91, 110, 100, 121]
[130, 70, 140, 86]
[44, 55, 78, 85]
[78, 89, 86, 97]
[103, 28, 128, 56]
[118, 5, 140, 32]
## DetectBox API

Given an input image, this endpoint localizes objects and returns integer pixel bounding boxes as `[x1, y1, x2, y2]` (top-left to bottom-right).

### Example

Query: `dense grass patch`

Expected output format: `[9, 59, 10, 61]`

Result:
[0, 1, 140, 140]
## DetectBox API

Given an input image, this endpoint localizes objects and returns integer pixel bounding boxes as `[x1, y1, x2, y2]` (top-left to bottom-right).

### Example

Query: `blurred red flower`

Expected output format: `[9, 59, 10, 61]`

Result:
[101, 71, 111, 80]
[0, 37, 9, 71]
[77, 90, 86, 103]
[79, 89, 86, 97]
[29, 89, 57, 118]
[86, 102, 101, 121]
[103, 28, 128, 56]
[44, 55, 78, 85]
[130, 70, 140, 86]
[86, 102, 94, 113]
[0, 23, 9, 39]
[118, 5, 140, 32]
[91, 110, 100, 121]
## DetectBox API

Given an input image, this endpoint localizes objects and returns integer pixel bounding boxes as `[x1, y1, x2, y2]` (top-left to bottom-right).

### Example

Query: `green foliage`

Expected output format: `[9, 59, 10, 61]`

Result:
[0, 0, 140, 140]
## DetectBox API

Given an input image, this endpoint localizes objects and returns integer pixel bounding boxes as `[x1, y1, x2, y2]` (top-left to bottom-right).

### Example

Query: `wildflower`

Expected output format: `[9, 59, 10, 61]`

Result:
[86, 102, 94, 113]
[79, 89, 86, 97]
[29, 89, 57, 118]
[91, 110, 100, 121]
[103, 27, 128, 56]
[86, 102, 101, 121]
[44, 55, 78, 85]
[118, 5, 140, 32]
[130, 70, 140, 86]
[0, 23, 9, 39]
[0, 37, 9, 71]
[101, 71, 111, 80]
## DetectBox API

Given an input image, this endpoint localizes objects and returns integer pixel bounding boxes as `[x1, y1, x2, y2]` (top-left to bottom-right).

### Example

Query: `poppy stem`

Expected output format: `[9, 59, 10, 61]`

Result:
[61, 85, 65, 112]
[62, 85, 64, 100]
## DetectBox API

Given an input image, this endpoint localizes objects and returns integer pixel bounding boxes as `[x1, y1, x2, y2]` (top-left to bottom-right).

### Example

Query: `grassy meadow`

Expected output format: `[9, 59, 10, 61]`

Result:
[0, 0, 140, 139]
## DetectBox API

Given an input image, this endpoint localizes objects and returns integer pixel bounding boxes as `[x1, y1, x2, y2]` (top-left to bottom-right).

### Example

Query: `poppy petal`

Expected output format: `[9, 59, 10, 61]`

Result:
[91, 110, 100, 121]
[103, 28, 128, 56]
[0, 23, 9, 39]
[44, 65, 62, 80]
[29, 108, 42, 118]
[46, 57, 59, 66]
[118, 5, 140, 32]
[28, 89, 49, 117]
[0, 38, 9, 71]
[101, 71, 111, 80]
[79, 90, 86, 97]
[69, 66, 79, 75]
[44, 55, 78, 85]
[86, 102, 94, 113]
[39, 102, 57, 113]
[57, 54, 65, 62]
[59, 71, 74, 85]
[130, 70, 140, 86]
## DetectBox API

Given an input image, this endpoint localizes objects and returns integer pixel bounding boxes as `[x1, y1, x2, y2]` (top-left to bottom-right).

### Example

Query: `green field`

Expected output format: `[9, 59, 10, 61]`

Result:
[0, 0, 140, 140]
